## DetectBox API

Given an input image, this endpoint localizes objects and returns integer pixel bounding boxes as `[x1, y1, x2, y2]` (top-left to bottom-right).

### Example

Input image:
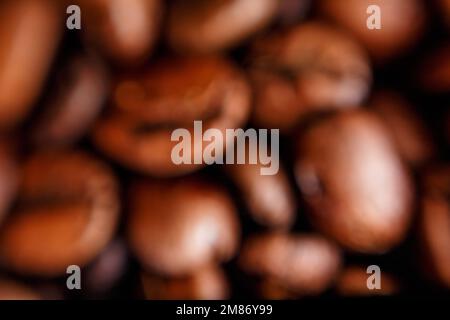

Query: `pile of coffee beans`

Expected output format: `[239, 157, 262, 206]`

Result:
[0, 0, 449, 299]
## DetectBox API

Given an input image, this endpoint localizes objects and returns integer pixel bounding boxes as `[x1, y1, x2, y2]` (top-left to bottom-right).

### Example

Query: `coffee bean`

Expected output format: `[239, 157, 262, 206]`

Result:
[141, 264, 229, 300]
[438, 0, 450, 28]
[371, 91, 435, 167]
[0, 0, 61, 129]
[78, 0, 163, 65]
[0, 151, 120, 276]
[419, 166, 450, 288]
[0, 142, 18, 225]
[84, 239, 128, 297]
[0, 278, 40, 300]
[226, 162, 296, 229]
[418, 46, 450, 94]
[239, 233, 341, 297]
[248, 22, 371, 131]
[167, 0, 279, 53]
[32, 54, 109, 147]
[93, 56, 251, 176]
[248, 69, 304, 132]
[276, 0, 310, 26]
[128, 178, 239, 276]
[318, 0, 426, 62]
[294, 110, 413, 253]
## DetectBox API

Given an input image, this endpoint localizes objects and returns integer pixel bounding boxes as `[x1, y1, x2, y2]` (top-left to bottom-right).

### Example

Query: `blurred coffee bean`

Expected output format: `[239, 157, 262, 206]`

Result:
[167, 0, 279, 53]
[371, 91, 435, 167]
[0, 151, 119, 276]
[248, 69, 302, 132]
[0, 279, 40, 300]
[438, 0, 450, 28]
[32, 54, 109, 147]
[84, 239, 128, 297]
[239, 233, 341, 297]
[419, 46, 450, 93]
[336, 266, 400, 296]
[78, 0, 163, 65]
[34, 283, 65, 300]
[419, 166, 450, 288]
[226, 163, 296, 229]
[295, 110, 413, 253]
[128, 178, 239, 276]
[93, 56, 251, 176]
[276, 0, 310, 26]
[0, 143, 18, 225]
[0, 0, 61, 129]
[249, 22, 371, 131]
[318, 0, 426, 62]
[141, 264, 229, 300]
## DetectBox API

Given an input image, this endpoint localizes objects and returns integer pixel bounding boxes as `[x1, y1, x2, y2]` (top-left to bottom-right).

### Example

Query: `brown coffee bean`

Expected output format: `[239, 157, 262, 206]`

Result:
[93, 56, 251, 176]
[0, 143, 18, 225]
[32, 54, 109, 147]
[249, 22, 371, 131]
[438, 0, 450, 28]
[226, 163, 296, 229]
[318, 0, 426, 62]
[141, 264, 229, 300]
[419, 166, 450, 288]
[78, 0, 163, 65]
[128, 178, 239, 276]
[0, 0, 61, 129]
[294, 110, 413, 253]
[248, 69, 304, 132]
[0, 279, 40, 300]
[239, 233, 341, 297]
[371, 91, 435, 167]
[0, 151, 119, 276]
[419, 46, 450, 93]
[277, 0, 310, 26]
[84, 239, 128, 297]
[167, 0, 279, 53]
[336, 266, 400, 296]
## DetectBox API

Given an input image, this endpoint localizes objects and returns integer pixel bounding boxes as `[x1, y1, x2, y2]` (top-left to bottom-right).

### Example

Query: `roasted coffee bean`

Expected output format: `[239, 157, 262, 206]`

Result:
[438, 0, 450, 28]
[248, 69, 303, 132]
[78, 0, 163, 65]
[239, 233, 341, 297]
[419, 46, 450, 93]
[276, 0, 310, 26]
[0, 151, 119, 276]
[93, 56, 251, 176]
[0, 0, 61, 129]
[32, 54, 109, 147]
[318, 0, 426, 62]
[419, 166, 450, 288]
[84, 239, 128, 297]
[249, 22, 371, 131]
[0, 143, 18, 225]
[167, 0, 279, 53]
[128, 178, 239, 276]
[0, 279, 40, 300]
[294, 110, 413, 253]
[141, 264, 229, 300]
[226, 163, 296, 229]
[371, 91, 435, 167]
[336, 266, 400, 296]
